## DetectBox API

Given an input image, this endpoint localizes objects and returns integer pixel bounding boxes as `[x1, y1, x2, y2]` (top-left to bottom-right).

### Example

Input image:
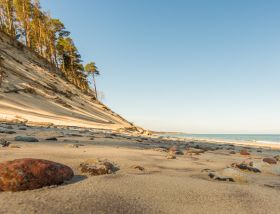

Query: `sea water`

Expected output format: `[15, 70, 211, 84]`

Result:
[165, 134, 280, 145]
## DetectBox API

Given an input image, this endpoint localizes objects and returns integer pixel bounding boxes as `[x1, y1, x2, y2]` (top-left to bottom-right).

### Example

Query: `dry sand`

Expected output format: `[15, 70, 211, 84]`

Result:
[0, 123, 280, 214]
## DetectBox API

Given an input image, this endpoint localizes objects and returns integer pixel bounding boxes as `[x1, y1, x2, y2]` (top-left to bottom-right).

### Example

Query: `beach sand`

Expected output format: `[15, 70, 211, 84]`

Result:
[0, 123, 280, 214]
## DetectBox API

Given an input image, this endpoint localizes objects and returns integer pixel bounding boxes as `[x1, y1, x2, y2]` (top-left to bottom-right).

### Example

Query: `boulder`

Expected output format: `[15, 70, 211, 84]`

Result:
[15, 136, 39, 142]
[0, 139, 10, 147]
[79, 158, 118, 176]
[263, 158, 277, 165]
[0, 158, 74, 191]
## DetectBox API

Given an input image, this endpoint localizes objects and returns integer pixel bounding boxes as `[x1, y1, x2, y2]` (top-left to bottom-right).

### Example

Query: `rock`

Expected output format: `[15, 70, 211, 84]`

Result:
[168, 146, 183, 155]
[229, 151, 236, 154]
[5, 125, 13, 129]
[240, 149, 250, 155]
[263, 158, 277, 165]
[0, 158, 74, 191]
[274, 155, 280, 161]
[15, 136, 39, 142]
[45, 137, 58, 141]
[0, 139, 10, 147]
[132, 165, 145, 171]
[185, 148, 205, 155]
[222, 168, 248, 183]
[208, 172, 234, 182]
[0, 130, 16, 134]
[68, 143, 85, 148]
[79, 159, 118, 176]
[166, 154, 176, 159]
[231, 163, 261, 173]
[18, 127, 27, 130]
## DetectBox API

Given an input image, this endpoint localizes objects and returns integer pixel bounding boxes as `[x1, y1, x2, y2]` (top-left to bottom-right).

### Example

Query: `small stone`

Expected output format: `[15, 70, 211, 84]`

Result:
[273, 155, 280, 161]
[263, 158, 277, 165]
[168, 146, 183, 155]
[232, 163, 261, 173]
[0, 158, 73, 191]
[133, 165, 145, 171]
[45, 137, 58, 141]
[79, 158, 118, 176]
[5, 125, 13, 130]
[240, 149, 250, 155]
[229, 151, 236, 154]
[0, 139, 10, 147]
[208, 172, 234, 182]
[68, 143, 85, 148]
[15, 136, 39, 142]
[0, 130, 16, 134]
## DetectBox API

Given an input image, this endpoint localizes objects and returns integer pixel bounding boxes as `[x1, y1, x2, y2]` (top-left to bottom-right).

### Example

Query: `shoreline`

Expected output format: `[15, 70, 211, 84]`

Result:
[158, 135, 280, 150]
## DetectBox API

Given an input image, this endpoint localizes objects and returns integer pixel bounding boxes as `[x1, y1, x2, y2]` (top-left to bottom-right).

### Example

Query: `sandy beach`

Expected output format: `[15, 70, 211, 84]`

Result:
[1, 123, 280, 214]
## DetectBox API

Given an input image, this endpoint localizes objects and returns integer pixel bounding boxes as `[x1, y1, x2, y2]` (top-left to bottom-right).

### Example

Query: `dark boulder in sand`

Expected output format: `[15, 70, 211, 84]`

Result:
[0, 158, 74, 191]
[263, 158, 277, 165]
[80, 158, 118, 176]
[15, 136, 39, 142]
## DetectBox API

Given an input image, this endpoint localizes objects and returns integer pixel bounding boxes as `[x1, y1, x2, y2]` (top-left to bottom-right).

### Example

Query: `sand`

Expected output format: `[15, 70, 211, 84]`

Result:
[0, 123, 280, 214]
[0, 31, 136, 131]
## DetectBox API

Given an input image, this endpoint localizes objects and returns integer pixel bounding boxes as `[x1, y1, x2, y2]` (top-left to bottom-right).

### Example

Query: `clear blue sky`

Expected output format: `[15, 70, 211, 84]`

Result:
[41, 0, 280, 134]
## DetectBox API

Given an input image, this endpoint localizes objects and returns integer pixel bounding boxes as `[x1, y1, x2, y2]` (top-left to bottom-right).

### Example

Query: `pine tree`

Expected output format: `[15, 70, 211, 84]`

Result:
[85, 62, 100, 99]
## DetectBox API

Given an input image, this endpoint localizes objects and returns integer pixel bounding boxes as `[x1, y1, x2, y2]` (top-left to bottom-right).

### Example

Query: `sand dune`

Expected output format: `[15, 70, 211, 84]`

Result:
[0, 31, 136, 131]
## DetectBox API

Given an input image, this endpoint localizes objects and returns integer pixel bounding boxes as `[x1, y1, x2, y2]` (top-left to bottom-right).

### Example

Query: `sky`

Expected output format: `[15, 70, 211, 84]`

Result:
[41, 0, 280, 134]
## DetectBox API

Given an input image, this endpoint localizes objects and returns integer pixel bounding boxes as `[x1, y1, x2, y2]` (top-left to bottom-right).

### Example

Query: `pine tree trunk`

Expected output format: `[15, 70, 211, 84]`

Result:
[93, 75, 98, 100]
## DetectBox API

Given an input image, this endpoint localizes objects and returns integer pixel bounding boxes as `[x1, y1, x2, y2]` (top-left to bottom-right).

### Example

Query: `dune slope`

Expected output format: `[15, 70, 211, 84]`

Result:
[0, 31, 135, 130]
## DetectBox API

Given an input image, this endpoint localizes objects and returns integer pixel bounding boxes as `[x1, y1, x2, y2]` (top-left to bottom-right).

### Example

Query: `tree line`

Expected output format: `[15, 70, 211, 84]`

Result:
[0, 0, 100, 97]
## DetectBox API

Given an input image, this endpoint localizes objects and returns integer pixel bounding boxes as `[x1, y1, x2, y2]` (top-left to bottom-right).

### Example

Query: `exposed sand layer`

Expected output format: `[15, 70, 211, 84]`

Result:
[0, 31, 135, 131]
[1, 123, 280, 214]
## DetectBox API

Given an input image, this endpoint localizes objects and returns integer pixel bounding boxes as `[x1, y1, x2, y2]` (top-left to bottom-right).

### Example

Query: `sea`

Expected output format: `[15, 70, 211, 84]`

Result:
[164, 134, 280, 145]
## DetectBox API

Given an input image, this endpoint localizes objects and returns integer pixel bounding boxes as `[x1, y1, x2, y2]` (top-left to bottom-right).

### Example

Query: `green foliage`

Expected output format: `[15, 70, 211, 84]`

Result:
[85, 62, 100, 99]
[0, 0, 97, 93]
